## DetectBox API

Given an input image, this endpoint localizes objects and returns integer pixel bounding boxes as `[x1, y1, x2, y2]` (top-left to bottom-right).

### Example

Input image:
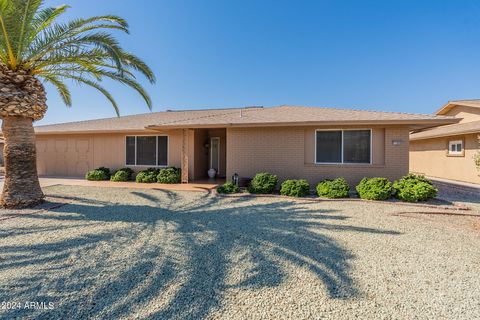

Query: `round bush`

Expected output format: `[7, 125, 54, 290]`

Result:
[316, 178, 350, 198]
[248, 172, 278, 194]
[110, 170, 130, 182]
[135, 168, 159, 183]
[393, 174, 437, 202]
[110, 168, 134, 182]
[85, 169, 109, 181]
[217, 182, 240, 194]
[280, 179, 310, 197]
[356, 177, 393, 200]
[96, 167, 111, 178]
[157, 167, 181, 184]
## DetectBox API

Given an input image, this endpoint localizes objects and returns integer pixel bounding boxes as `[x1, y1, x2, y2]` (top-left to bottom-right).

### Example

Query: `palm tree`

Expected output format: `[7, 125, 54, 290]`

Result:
[0, 1, 155, 208]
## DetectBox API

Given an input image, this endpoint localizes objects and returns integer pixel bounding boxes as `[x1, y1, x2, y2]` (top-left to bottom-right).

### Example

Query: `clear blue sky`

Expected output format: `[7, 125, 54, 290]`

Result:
[38, 0, 480, 125]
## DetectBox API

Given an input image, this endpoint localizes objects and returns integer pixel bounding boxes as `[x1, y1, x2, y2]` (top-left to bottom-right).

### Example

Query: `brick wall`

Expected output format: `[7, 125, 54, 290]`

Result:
[226, 126, 410, 186]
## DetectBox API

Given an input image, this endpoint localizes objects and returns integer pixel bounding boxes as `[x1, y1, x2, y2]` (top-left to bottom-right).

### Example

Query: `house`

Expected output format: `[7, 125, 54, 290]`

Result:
[34, 105, 456, 186]
[410, 100, 480, 184]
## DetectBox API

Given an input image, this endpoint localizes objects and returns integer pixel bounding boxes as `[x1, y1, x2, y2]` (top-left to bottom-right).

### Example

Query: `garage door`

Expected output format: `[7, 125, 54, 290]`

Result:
[36, 137, 94, 177]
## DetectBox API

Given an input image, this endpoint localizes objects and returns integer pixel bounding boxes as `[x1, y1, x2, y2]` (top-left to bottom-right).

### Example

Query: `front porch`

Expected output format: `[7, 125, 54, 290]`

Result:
[178, 128, 227, 183]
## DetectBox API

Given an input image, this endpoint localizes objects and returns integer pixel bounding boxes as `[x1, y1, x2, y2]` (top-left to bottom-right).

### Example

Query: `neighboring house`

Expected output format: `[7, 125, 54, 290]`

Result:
[410, 100, 480, 184]
[34, 105, 456, 186]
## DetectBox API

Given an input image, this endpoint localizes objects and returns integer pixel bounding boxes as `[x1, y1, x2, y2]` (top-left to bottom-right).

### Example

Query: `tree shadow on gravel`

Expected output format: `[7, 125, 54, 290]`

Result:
[0, 188, 401, 320]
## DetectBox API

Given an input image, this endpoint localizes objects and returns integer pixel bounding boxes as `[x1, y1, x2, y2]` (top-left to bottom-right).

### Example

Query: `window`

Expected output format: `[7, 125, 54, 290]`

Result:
[126, 136, 168, 166]
[448, 140, 463, 155]
[316, 130, 371, 164]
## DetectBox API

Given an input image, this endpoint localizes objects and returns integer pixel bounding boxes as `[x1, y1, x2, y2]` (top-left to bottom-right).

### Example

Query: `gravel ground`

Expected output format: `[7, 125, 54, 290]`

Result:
[0, 186, 479, 320]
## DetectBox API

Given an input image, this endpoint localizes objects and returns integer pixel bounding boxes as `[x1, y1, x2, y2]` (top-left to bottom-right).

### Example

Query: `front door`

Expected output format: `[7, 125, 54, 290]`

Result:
[210, 137, 220, 174]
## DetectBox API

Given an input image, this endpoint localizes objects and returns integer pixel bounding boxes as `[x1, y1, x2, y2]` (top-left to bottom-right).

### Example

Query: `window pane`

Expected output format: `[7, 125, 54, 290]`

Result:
[316, 131, 342, 163]
[343, 130, 371, 163]
[456, 143, 462, 152]
[136, 136, 157, 166]
[157, 136, 168, 166]
[450, 144, 455, 152]
[126, 136, 136, 165]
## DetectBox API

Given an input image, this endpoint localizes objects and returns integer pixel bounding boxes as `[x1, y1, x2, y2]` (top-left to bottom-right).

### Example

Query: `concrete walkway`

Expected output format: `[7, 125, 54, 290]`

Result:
[0, 176, 221, 192]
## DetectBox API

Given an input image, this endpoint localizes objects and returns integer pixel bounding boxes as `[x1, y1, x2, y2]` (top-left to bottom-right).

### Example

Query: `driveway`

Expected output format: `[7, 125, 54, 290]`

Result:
[0, 185, 479, 319]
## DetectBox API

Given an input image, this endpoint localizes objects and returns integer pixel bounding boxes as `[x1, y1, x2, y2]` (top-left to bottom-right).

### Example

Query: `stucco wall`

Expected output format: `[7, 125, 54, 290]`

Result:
[442, 105, 480, 123]
[36, 130, 184, 177]
[226, 126, 409, 186]
[410, 133, 480, 184]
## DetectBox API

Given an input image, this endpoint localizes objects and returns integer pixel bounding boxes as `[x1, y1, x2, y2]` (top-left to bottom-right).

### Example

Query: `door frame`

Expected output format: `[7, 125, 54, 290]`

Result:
[210, 137, 220, 174]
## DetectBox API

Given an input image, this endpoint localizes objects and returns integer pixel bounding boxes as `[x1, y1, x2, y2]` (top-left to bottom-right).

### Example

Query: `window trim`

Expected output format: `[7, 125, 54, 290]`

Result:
[447, 139, 464, 157]
[314, 129, 372, 165]
[125, 135, 169, 167]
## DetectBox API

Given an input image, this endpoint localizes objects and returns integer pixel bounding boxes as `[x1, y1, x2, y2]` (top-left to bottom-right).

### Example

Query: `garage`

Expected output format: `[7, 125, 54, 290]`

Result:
[36, 137, 94, 177]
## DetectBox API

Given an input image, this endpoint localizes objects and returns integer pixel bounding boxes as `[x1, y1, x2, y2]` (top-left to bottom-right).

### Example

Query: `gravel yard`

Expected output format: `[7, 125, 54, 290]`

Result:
[0, 186, 479, 320]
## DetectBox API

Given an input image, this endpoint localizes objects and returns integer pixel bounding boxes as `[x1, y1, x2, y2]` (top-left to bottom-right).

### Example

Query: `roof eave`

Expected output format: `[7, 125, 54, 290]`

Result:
[410, 128, 480, 140]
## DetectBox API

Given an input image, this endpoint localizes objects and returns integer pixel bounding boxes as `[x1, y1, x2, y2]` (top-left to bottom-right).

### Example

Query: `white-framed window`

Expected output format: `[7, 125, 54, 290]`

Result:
[315, 129, 372, 164]
[126, 136, 168, 166]
[448, 140, 463, 155]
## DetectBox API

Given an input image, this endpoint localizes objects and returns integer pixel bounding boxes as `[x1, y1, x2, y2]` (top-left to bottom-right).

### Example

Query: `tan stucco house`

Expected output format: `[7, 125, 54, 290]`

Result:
[34, 105, 456, 186]
[410, 100, 480, 184]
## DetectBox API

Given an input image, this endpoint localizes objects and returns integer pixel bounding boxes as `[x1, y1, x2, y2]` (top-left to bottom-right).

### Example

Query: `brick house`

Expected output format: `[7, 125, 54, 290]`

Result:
[34, 105, 456, 186]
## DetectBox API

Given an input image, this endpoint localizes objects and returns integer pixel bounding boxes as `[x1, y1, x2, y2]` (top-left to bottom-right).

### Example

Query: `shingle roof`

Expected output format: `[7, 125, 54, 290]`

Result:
[410, 120, 480, 140]
[34, 105, 458, 134]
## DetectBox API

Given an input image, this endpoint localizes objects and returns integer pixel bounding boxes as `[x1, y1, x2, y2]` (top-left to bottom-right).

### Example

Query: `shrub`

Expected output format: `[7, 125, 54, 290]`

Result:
[217, 182, 240, 194]
[393, 174, 437, 202]
[316, 178, 350, 198]
[135, 168, 159, 183]
[356, 177, 393, 200]
[157, 167, 181, 184]
[97, 167, 111, 178]
[248, 172, 278, 194]
[110, 168, 134, 182]
[85, 169, 109, 181]
[280, 179, 310, 197]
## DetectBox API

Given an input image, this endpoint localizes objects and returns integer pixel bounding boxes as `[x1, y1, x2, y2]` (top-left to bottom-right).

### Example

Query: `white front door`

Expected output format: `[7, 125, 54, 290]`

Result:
[210, 137, 220, 173]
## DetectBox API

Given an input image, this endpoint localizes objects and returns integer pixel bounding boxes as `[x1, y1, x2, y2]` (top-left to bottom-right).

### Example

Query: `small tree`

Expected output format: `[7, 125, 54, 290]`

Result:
[474, 134, 480, 171]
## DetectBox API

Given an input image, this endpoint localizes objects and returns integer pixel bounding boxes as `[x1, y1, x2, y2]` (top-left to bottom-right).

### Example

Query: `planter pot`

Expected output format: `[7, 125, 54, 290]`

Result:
[208, 168, 216, 178]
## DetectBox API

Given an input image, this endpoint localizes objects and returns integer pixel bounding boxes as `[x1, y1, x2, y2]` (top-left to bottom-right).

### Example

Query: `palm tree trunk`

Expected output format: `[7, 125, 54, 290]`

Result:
[1, 116, 44, 208]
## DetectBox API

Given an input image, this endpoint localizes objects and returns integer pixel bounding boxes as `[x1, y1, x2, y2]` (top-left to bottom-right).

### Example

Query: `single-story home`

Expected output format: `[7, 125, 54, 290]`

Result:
[410, 100, 480, 184]
[34, 105, 456, 186]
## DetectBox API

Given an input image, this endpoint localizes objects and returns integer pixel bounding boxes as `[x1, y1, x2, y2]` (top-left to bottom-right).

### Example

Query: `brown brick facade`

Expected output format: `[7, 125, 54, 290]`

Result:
[226, 126, 410, 186]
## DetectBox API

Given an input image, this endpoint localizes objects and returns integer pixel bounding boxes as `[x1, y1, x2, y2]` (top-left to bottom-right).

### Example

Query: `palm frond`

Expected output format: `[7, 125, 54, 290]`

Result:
[42, 74, 72, 106]
[0, 0, 155, 116]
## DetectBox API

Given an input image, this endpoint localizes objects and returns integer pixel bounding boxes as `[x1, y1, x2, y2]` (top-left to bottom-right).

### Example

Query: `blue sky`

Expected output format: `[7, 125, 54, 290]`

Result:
[38, 0, 480, 125]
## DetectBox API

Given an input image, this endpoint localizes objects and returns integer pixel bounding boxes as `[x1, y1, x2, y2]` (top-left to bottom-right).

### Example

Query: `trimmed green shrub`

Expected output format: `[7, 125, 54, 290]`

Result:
[97, 167, 111, 178]
[316, 178, 350, 198]
[85, 169, 109, 181]
[135, 168, 160, 183]
[110, 168, 134, 182]
[393, 174, 437, 202]
[248, 172, 278, 194]
[356, 177, 393, 200]
[157, 167, 181, 184]
[217, 182, 240, 194]
[280, 179, 310, 197]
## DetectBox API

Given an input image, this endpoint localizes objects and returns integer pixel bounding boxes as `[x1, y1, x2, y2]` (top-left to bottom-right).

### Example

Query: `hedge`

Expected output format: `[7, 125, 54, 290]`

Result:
[280, 179, 310, 197]
[316, 178, 350, 198]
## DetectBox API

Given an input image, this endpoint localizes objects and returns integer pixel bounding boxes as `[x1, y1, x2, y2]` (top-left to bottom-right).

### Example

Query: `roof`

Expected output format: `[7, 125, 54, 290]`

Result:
[410, 120, 480, 140]
[34, 105, 458, 134]
[435, 99, 480, 115]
